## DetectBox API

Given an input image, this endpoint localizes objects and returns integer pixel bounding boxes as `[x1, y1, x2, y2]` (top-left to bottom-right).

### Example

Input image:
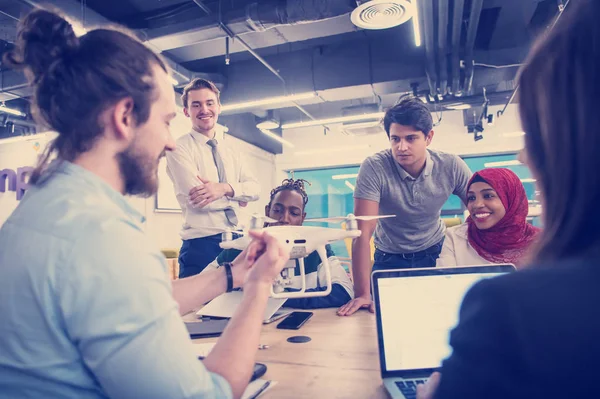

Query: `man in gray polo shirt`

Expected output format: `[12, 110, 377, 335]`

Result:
[338, 96, 472, 316]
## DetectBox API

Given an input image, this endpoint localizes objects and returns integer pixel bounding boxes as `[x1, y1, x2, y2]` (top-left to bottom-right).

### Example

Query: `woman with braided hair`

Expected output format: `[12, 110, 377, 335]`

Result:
[205, 178, 354, 309]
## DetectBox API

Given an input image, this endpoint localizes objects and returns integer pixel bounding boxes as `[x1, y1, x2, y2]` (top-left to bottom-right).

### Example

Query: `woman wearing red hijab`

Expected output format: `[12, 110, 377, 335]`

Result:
[436, 168, 540, 268]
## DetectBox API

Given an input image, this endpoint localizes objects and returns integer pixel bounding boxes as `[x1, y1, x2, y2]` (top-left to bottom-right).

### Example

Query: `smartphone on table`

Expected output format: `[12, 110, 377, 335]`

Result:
[276, 311, 313, 330]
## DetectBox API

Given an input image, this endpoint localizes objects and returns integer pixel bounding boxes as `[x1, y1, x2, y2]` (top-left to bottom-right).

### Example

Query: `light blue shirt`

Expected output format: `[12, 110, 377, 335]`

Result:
[0, 161, 232, 399]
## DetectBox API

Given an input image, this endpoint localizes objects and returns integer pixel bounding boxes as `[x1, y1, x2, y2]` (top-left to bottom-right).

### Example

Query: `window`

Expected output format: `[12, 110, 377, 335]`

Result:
[289, 152, 541, 258]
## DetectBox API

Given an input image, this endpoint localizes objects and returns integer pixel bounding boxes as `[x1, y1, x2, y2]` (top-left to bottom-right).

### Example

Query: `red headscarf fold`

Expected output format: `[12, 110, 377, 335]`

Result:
[466, 168, 541, 267]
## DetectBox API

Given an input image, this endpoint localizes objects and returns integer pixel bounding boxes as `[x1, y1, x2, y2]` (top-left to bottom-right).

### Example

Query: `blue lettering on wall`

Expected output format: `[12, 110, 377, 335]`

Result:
[0, 167, 34, 200]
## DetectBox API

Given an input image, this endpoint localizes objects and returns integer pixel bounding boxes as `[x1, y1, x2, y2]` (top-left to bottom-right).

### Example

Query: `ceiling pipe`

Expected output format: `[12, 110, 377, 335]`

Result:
[192, 0, 326, 130]
[497, 0, 570, 118]
[247, 0, 356, 30]
[419, 0, 437, 97]
[436, 0, 449, 97]
[463, 0, 483, 95]
[450, 0, 465, 96]
[147, 0, 356, 52]
[13, 0, 217, 90]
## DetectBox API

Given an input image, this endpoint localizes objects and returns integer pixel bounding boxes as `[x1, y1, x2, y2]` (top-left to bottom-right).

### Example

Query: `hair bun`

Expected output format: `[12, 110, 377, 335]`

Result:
[5, 9, 79, 81]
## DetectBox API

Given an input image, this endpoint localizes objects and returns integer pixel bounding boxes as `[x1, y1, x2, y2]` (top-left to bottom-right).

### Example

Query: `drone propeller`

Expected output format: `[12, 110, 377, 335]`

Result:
[234, 208, 278, 225]
[260, 215, 278, 224]
[304, 214, 396, 223]
[243, 213, 278, 225]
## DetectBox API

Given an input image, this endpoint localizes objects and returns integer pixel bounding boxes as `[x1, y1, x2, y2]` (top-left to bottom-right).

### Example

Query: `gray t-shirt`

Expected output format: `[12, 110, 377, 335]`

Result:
[354, 149, 472, 254]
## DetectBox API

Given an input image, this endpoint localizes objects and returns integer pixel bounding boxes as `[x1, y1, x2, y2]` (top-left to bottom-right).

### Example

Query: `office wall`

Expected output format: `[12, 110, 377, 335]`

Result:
[0, 111, 277, 251]
[277, 104, 524, 171]
[0, 136, 49, 227]
[1, 103, 524, 249]
[0, 134, 147, 227]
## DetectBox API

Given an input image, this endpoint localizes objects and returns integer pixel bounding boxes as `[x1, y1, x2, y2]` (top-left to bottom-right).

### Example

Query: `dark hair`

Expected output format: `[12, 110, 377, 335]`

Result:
[468, 174, 487, 189]
[383, 95, 433, 138]
[4, 8, 167, 184]
[518, 0, 600, 261]
[181, 78, 220, 108]
[269, 178, 310, 209]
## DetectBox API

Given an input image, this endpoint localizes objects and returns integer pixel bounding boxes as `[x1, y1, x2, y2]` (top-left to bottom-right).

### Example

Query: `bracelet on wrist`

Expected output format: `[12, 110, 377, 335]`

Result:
[222, 262, 234, 292]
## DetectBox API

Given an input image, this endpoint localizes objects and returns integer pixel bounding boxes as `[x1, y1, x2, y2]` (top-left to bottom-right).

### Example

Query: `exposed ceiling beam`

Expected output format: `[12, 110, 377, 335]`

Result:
[142, 0, 357, 62]
[214, 28, 525, 117]
[11, 0, 224, 89]
[0, 69, 31, 102]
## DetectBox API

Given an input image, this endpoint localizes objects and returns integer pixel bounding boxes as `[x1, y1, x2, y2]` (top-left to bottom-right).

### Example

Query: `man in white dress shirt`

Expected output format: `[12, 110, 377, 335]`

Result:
[166, 78, 260, 278]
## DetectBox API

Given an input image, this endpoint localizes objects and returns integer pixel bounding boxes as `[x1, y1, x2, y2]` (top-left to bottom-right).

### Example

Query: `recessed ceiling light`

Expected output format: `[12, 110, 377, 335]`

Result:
[0, 104, 25, 117]
[332, 174, 359, 180]
[221, 92, 316, 112]
[256, 119, 280, 130]
[445, 103, 472, 110]
[282, 112, 385, 130]
[484, 160, 521, 167]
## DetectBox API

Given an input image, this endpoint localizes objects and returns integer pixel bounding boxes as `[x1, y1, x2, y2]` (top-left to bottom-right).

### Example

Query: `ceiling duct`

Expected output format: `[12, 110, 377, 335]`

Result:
[146, 0, 357, 52]
[248, 0, 357, 30]
[350, 0, 414, 30]
[341, 120, 384, 135]
[463, 0, 484, 95]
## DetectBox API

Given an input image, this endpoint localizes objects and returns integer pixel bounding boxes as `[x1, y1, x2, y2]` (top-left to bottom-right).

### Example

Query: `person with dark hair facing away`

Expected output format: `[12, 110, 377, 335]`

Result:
[338, 95, 472, 316]
[416, 1, 600, 398]
[0, 8, 289, 399]
[166, 78, 260, 278]
[204, 178, 354, 308]
[437, 168, 540, 268]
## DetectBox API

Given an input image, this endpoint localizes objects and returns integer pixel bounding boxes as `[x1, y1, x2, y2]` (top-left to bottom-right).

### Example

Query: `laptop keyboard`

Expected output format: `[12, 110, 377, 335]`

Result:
[395, 379, 427, 399]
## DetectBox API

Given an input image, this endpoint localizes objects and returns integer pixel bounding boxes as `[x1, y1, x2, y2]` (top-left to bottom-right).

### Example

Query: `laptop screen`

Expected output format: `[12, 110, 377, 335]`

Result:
[374, 266, 512, 375]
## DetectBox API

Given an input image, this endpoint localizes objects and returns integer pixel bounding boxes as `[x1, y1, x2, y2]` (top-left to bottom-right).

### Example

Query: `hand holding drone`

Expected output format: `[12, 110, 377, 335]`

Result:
[220, 213, 395, 298]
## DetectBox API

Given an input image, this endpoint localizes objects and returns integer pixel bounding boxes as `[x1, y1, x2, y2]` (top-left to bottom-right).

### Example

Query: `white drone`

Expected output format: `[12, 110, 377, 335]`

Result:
[220, 213, 395, 298]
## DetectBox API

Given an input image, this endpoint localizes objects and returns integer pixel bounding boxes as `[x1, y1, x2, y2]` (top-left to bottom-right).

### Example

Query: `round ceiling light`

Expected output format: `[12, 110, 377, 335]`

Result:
[351, 0, 414, 30]
[256, 118, 280, 130]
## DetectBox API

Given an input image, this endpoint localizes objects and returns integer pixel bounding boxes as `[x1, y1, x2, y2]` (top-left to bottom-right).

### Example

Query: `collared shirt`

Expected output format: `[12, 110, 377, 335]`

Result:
[354, 149, 472, 253]
[436, 223, 492, 267]
[0, 161, 231, 399]
[166, 129, 260, 240]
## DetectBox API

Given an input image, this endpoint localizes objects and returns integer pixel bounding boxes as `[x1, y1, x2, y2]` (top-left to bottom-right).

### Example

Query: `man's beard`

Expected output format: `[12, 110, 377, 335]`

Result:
[116, 142, 162, 197]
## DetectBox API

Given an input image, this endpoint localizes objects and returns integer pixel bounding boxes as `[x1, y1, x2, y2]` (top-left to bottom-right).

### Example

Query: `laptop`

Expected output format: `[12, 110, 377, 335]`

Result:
[372, 265, 515, 399]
